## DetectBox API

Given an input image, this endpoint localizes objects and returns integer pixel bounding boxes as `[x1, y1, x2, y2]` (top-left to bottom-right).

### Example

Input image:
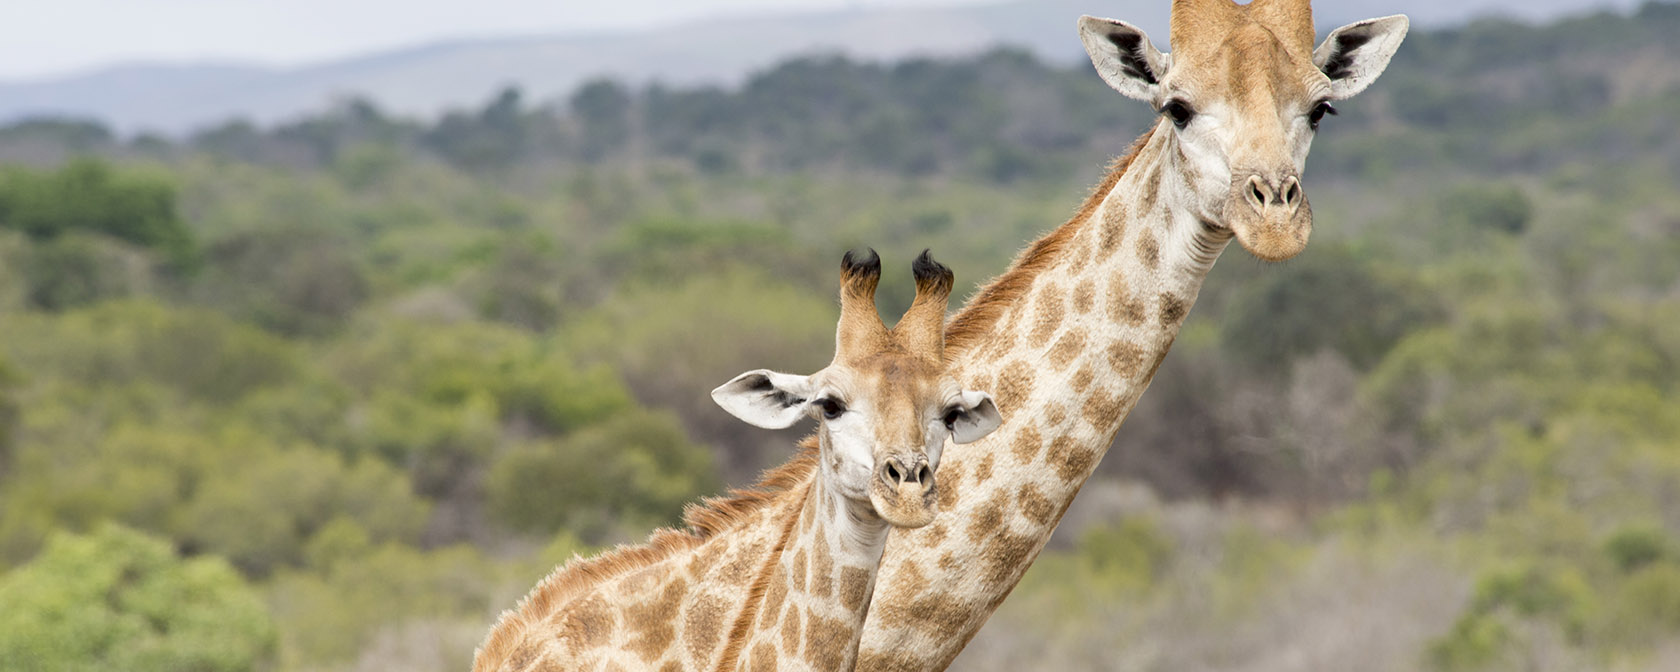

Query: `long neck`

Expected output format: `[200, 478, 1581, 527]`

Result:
[855, 126, 1233, 670]
[726, 463, 893, 672]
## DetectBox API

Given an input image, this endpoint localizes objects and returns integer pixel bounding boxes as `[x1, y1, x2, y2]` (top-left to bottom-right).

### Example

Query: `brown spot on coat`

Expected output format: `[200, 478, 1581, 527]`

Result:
[1100, 200, 1129, 254]
[840, 566, 872, 613]
[973, 454, 994, 484]
[1065, 237, 1093, 276]
[804, 613, 854, 670]
[1029, 288, 1064, 349]
[1046, 404, 1068, 428]
[1071, 366, 1095, 393]
[811, 535, 834, 599]
[1108, 274, 1147, 326]
[1083, 393, 1127, 430]
[1046, 435, 1094, 482]
[1011, 426, 1042, 465]
[993, 360, 1034, 416]
[556, 594, 614, 652]
[937, 469, 960, 509]
[749, 641, 779, 672]
[1048, 329, 1086, 370]
[968, 501, 1005, 544]
[1137, 229, 1160, 268]
[1160, 293, 1187, 326]
[1109, 341, 1148, 377]
[1072, 279, 1096, 314]
[761, 567, 789, 631]
[780, 605, 803, 657]
[890, 560, 927, 598]
[683, 593, 726, 661]
[1139, 164, 1162, 213]
[981, 532, 1038, 588]
[625, 578, 685, 661]
[791, 550, 808, 592]
[1018, 484, 1055, 526]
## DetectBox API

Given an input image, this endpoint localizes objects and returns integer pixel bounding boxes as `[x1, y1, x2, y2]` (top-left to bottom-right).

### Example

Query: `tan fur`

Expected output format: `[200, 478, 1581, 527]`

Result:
[944, 132, 1153, 358]
[478, 255, 975, 672]
[475, 446, 821, 671]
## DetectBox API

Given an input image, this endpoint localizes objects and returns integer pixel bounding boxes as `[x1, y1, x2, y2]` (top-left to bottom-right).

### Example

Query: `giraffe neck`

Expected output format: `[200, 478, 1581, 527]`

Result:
[728, 456, 893, 671]
[856, 125, 1235, 670]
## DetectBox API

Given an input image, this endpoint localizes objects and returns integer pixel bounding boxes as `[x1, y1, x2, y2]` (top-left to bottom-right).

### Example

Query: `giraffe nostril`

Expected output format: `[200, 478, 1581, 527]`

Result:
[1243, 175, 1263, 210]
[914, 464, 931, 484]
[884, 461, 903, 484]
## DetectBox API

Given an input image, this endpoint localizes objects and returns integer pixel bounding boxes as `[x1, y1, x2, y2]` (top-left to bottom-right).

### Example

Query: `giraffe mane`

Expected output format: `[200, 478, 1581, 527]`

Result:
[475, 437, 821, 668]
[944, 128, 1156, 357]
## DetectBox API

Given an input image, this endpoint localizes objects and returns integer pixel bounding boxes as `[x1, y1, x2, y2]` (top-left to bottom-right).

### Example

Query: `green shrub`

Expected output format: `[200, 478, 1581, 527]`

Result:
[0, 523, 275, 671]
[488, 408, 718, 540]
[1604, 524, 1674, 574]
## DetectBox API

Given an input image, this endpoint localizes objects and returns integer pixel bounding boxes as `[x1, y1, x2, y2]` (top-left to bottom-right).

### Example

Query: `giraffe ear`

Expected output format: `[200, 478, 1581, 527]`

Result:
[947, 390, 1001, 444]
[1314, 15, 1409, 100]
[712, 369, 815, 429]
[1079, 16, 1169, 103]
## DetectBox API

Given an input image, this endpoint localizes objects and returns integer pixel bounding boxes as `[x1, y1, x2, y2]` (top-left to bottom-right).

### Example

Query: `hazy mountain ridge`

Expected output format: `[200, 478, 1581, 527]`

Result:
[0, 0, 1647, 134]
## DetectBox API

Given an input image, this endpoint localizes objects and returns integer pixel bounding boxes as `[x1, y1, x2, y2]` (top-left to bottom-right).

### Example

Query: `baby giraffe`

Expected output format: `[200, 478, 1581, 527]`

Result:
[474, 250, 1001, 672]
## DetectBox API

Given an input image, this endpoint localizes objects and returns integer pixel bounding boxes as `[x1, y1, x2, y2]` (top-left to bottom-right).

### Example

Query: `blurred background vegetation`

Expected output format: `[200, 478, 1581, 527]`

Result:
[3, 3, 1680, 670]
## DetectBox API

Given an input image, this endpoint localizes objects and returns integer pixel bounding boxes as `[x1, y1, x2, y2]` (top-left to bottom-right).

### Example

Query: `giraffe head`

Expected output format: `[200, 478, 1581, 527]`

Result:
[1078, 0, 1407, 261]
[713, 250, 1001, 528]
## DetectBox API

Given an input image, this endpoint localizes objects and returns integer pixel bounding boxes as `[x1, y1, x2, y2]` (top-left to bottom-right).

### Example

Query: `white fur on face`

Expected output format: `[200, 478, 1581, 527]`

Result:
[813, 389, 881, 503]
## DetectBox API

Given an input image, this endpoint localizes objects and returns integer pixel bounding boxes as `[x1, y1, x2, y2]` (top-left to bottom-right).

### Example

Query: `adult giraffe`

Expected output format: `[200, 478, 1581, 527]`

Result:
[853, 1, 1408, 669]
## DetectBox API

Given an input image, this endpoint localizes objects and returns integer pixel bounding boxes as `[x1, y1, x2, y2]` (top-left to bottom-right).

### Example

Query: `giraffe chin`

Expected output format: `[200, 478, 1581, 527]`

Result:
[1225, 196, 1314, 263]
[869, 480, 938, 529]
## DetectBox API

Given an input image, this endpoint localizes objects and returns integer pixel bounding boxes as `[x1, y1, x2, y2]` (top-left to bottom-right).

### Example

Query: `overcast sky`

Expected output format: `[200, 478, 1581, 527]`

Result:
[0, 0, 993, 81]
[2, 0, 1651, 82]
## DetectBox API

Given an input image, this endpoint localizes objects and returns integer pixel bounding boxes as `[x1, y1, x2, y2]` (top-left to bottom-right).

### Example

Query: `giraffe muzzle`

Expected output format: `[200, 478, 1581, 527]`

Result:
[870, 453, 938, 528]
[1225, 169, 1313, 262]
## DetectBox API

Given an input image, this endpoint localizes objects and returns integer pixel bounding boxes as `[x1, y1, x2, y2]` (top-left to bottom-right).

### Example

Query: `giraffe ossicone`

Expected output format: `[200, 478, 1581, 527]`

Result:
[474, 250, 999, 672]
[855, 1, 1409, 669]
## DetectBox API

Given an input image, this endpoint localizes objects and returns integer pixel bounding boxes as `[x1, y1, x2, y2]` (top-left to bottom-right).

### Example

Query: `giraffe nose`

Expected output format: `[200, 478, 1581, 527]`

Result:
[879, 454, 931, 487]
[1243, 173, 1303, 214]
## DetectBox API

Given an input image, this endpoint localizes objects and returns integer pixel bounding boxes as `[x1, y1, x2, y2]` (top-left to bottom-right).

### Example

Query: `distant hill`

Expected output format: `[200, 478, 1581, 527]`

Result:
[0, 0, 1648, 135]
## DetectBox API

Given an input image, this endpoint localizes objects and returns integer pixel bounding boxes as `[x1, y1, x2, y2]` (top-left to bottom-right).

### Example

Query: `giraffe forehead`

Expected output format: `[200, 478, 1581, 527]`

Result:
[1172, 0, 1314, 57]
[1170, 21, 1323, 122]
[832, 354, 945, 421]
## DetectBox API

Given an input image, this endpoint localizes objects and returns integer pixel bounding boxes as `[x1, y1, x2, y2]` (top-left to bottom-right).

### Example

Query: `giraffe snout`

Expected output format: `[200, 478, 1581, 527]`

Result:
[1225, 168, 1313, 262]
[869, 452, 938, 528]
[879, 454, 931, 488]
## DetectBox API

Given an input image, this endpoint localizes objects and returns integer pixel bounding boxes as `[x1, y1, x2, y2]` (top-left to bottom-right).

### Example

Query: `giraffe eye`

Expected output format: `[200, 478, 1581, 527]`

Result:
[941, 407, 964, 431]
[1309, 101, 1337, 130]
[1161, 100, 1195, 129]
[818, 398, 846, 420]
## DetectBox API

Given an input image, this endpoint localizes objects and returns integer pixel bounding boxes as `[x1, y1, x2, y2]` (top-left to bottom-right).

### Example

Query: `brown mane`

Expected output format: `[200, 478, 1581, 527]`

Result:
[944, 128, 1156, 357]
[475, 437, 820, 668]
